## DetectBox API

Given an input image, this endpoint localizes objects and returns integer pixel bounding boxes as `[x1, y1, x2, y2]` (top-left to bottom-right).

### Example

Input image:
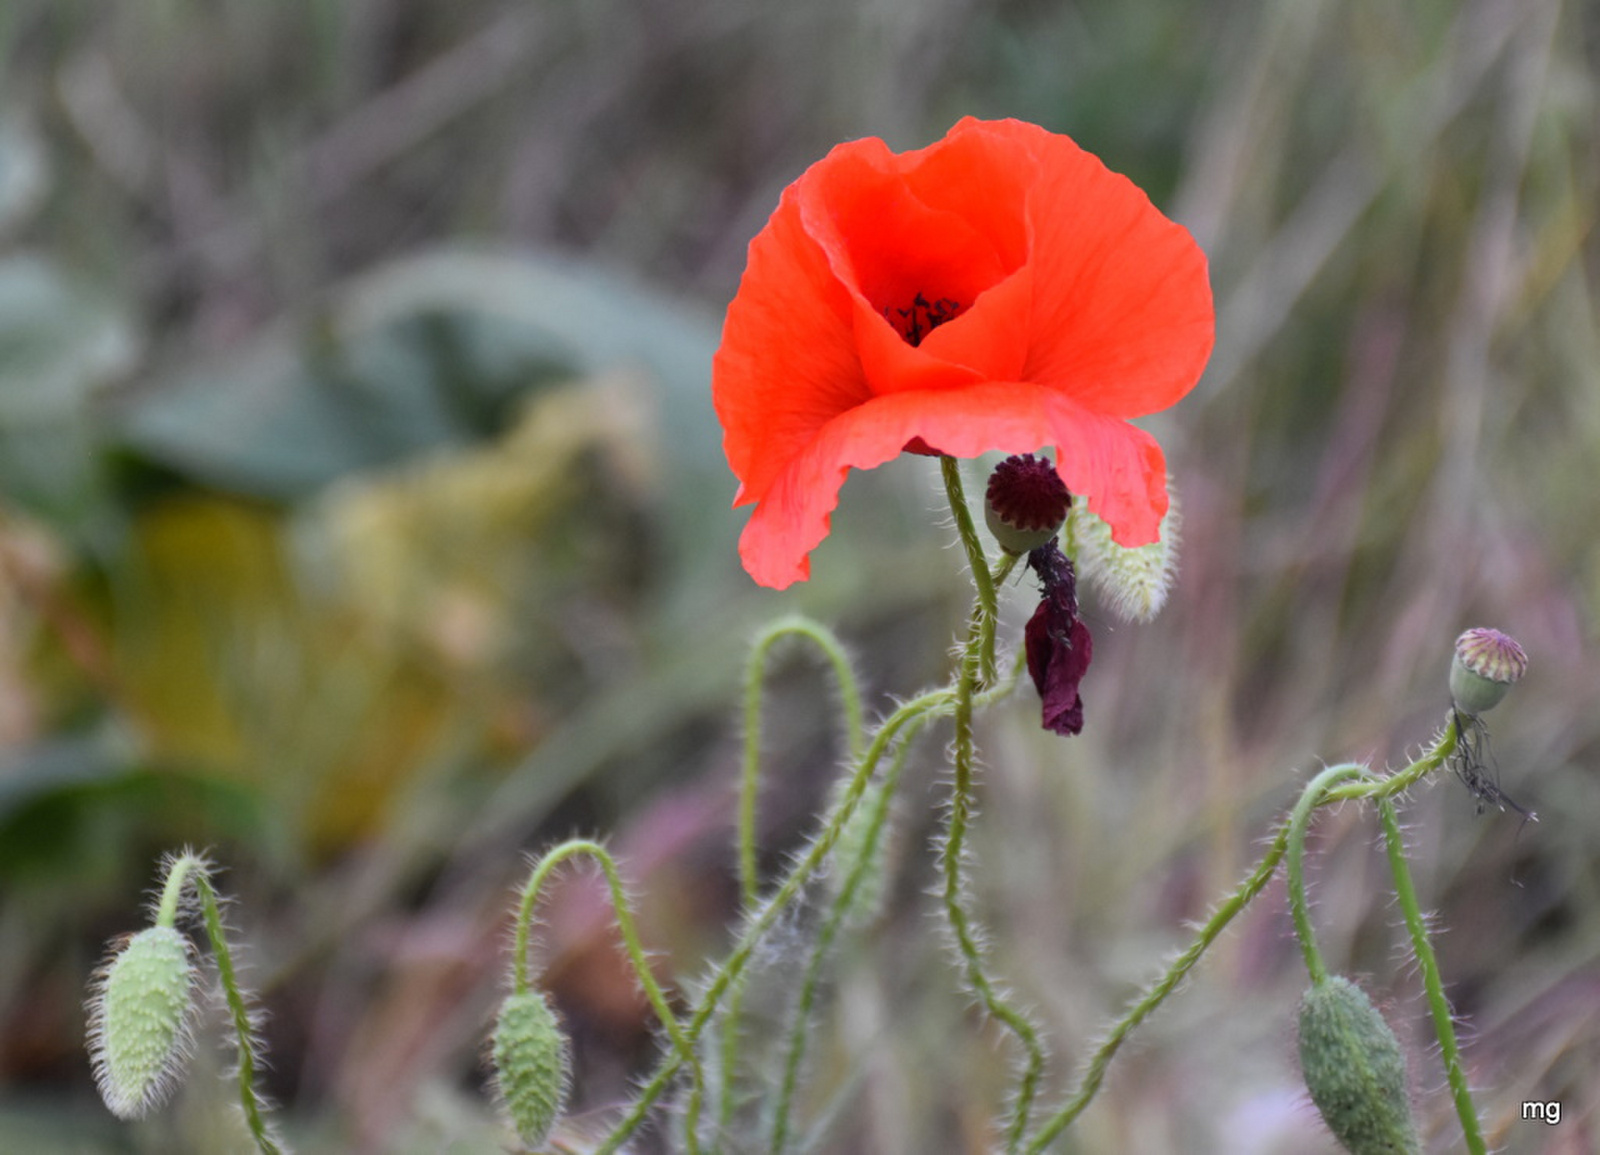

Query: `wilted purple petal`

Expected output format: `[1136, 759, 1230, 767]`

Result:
[1024, 540, 1093, 736]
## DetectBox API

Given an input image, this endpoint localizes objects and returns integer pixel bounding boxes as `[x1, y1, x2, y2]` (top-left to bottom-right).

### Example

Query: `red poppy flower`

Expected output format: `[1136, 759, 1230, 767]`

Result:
[713, 117, 1213, 589]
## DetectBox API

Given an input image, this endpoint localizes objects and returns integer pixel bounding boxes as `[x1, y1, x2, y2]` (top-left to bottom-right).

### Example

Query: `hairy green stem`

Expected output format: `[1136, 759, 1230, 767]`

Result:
[740, 617, 866, 908]
[510, 840, 700, 1111]
[1026, 722, 1459, 1151]
[941, 456, 999, 683]
[1286, 764, 1376, 985]
[597, 687, 954, 1154]
[1026, 819, 1293, 1152]
[1377, 798, 1486, 1155]
[156, 853, 281, 1155]
[767, 723, 926, 1153]
[939, 461, 1044, 1154]
[723, 616, 864, 1138]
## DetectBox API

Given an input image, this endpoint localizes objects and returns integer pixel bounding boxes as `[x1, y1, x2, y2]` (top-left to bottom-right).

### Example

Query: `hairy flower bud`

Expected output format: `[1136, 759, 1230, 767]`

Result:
[1449, 628, 1527, 716]
[1069, 486, 1180, 622]
[1297, 976, 1419, 1154]
[985, 453, 1071, 555]
[88, 926, 196, 1119]
[492, 990, 572, 1148]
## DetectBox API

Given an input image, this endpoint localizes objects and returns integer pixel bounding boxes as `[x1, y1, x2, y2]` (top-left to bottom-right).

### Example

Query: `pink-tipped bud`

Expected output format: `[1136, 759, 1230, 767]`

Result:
[1449, 628, 1527, 716]
[984, 454, 1071, 555]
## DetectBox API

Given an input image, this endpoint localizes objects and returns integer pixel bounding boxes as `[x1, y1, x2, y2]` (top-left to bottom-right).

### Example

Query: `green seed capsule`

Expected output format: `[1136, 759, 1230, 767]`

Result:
[492, 990, 572, 1148]
[89, 925, 196, 1119]
[1297, 976, 1420, 1154]
[1448, 628, 1527, 716]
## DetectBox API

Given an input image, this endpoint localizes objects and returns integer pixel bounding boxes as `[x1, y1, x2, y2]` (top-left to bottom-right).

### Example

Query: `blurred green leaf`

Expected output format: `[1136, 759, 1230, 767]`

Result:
[115, 249, 722, 506]
[0, 256, 135, 425]
[0, 256, 134, 532]
[0, 115, 47, 237]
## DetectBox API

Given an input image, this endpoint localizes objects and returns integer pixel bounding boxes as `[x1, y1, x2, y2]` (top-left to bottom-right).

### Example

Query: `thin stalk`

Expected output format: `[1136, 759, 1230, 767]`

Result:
[1026, 724, 1457, 1152]
[191, 872, 282, 1155]
[1286, 763, 1376, 985]
[1026, 818, 1292, 1152]
[597, 688, 958, 1154]
[1377, 798, 1486, 1155]
[939, 468, 1044, 1153]
[941, 456, 999, 683]
[740, 617, 865, 907]
[767, 721, 927, 1153]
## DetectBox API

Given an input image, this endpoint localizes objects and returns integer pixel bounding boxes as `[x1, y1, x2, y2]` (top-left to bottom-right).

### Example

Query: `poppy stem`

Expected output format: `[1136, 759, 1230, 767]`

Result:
[509, 839, 705, 1146]
[1377, 797, 1487, 1154]
[941, 456, 1000, 683]
[941, 582, 1046, 1153]
[149, 852, 283, 1155]
[594, 685, 965, 1154]
[1024, 722, 1461, 1152]
[1286, 763, 1377, 987]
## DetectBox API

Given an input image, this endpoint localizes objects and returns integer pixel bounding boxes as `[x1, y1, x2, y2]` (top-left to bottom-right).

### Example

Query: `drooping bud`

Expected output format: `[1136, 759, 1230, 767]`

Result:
[1297, 975, 1420, 1154]
[1069, 485, 1180, 622]
[1449, 628, 1527, 716]
[88, 926, 197, 1119]
[985, 453, 1071, 555]
[492, 989, 572, 1148]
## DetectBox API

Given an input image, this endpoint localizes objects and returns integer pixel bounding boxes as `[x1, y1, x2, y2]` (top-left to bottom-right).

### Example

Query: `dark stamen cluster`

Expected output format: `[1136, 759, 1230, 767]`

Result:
[887, 293, 962, 347]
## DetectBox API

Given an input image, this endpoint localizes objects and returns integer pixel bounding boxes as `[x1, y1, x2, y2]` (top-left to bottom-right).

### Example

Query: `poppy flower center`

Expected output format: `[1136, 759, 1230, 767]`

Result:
[885, 293, 966, 347]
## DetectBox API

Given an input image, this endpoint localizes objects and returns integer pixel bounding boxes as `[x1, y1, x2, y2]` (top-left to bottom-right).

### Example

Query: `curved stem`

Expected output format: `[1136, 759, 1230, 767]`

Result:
[154, 852, 201, 930]
[1377, 798, 1486, 1155]
[1286, 763, 1376, 985]
[510, 840, 690, 1051]
[511, 840, 706, 1149]
[740, 617, 866, 909]
[596, 687, 958, 1154]
[1026, 721, 1459, 1151]
[1026, 818, 1293, 1152]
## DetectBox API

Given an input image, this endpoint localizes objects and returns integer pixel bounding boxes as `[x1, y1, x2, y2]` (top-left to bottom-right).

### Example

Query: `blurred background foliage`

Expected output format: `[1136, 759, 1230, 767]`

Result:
[0, 0, 1595, 1152]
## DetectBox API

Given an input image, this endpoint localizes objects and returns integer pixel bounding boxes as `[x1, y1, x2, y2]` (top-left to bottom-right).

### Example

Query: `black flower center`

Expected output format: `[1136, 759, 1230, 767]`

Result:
[886, 293, 963, 347]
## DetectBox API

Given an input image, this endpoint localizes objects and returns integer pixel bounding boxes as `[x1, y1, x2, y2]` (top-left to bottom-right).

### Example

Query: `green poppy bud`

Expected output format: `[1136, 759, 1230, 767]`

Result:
[88, 925, 196, 1119]
[492, 989, 572, 1148]
[1297, 975, 1420, 1154]
[1449, 628, 1527, 716]
[1068, 485, 1180, 623]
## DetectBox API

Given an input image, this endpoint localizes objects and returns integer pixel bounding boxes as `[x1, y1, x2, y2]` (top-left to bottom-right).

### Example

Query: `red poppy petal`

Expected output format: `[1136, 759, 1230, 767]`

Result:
[712, 185, 871, 508]
[984, 120, 1213, 418]
[796, 133, 1032, 394]
[736, 381, 1170, 587]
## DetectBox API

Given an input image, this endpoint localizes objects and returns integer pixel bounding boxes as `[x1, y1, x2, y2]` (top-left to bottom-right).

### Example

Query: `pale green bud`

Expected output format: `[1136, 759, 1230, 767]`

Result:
[1069, 486, 1180, 623]
[492, 990, 572, 1148]
[88, 925, 196, 1119]
[1449, 628, 1527, 716]
[1297, 976, 1419, 1154]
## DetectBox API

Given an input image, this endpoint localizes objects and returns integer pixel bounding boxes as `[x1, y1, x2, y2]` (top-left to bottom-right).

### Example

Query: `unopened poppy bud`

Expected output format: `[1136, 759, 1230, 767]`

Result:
[1069, 486, 1180, 622]
[1297, 975, 1420, 1154]
[1449, 628, 1527, 716]
[492, 990, 572, 1148]
[985, 453, 1071, 555]
[88, 926, 196, 1119]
